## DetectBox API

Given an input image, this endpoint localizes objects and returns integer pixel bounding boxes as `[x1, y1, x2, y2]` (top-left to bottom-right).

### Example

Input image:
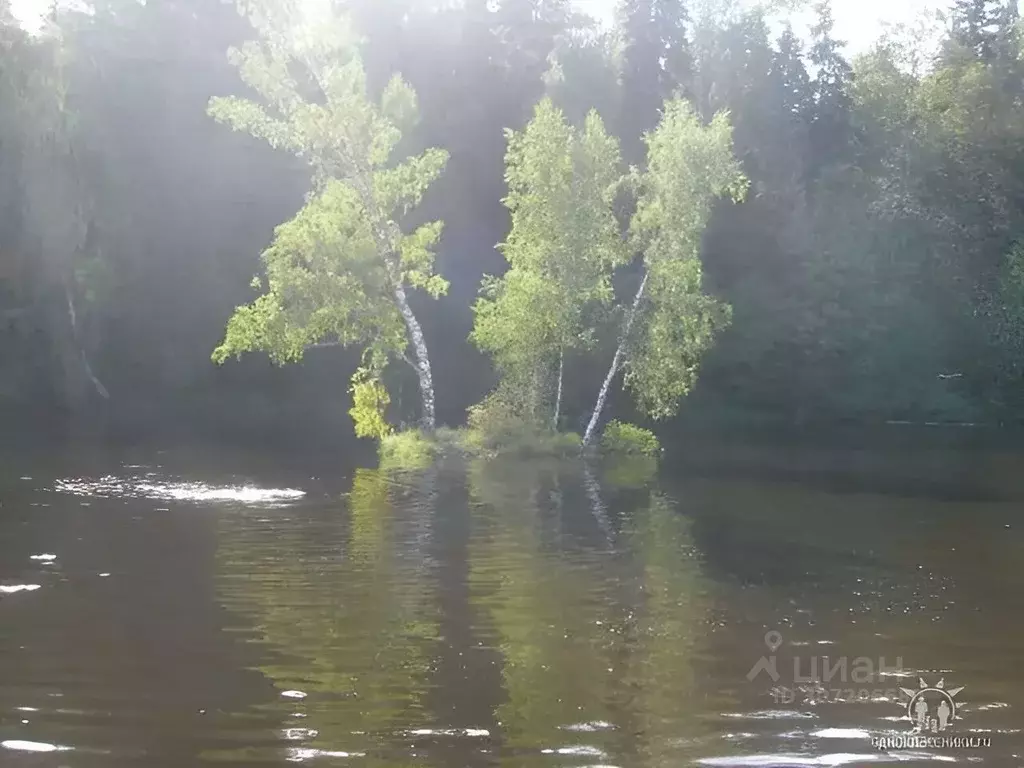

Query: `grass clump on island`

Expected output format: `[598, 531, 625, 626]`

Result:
[378, 424, 579, 467]
[372, 388, 661, 468]
[461, 396, 582, 459]
[378, 429, 439, 469]
[376, 397, 585, 467]
[377, 407, 660, 470]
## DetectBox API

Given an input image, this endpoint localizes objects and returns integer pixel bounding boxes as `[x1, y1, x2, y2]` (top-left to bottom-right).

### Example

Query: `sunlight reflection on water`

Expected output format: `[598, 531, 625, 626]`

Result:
[1, 739, 72, 753]
[407, 728, 490, 737]
[53, 475, 305, 505]
[286, 747, 366, 761]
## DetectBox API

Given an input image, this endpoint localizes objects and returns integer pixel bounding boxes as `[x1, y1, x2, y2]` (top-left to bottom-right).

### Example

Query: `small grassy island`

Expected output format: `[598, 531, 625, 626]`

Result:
[377, 419, 661, 471]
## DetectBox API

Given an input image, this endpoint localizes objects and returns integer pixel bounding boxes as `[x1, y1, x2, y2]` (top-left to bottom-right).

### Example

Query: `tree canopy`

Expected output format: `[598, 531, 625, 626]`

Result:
[208, 2, 449, 434]
[472, 98, 627, 429]
[622, 102, 747, 420]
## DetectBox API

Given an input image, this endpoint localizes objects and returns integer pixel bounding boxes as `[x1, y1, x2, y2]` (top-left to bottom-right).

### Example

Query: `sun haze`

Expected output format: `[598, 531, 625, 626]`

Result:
[572, 0, 942, 52]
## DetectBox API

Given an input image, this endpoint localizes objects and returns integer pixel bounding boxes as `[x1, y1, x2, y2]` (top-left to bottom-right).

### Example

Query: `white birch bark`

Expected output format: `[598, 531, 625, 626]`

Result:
[582, 271, 648, 448]
[355, 174, 438, 433]
[552, 347, 564, 431]
[391, 279, 436, 431]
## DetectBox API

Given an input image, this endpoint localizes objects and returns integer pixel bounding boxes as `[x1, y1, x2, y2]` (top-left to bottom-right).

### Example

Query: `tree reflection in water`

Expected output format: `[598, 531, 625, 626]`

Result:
[214, 455, 712, 766]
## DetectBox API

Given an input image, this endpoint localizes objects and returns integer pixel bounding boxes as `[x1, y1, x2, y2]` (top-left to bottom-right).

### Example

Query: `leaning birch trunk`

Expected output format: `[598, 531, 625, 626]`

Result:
[553, 347, 564, 431]
[361, 185, 438, 433]
[64, 282, 110, 401]
[391, 279, 436, 432]
[582, 271, 649, 448]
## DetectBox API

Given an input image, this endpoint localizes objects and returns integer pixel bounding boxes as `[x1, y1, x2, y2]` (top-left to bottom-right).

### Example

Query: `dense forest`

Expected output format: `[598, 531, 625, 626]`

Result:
[3, 0, 1024, 444]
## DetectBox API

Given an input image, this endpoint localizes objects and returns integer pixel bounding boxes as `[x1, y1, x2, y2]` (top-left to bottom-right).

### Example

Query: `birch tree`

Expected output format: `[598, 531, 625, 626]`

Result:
[582, 101, 747, 446]
[209, 4, 448, 434]
[472, 99, 626, 428]
[2, 9, 110, 408]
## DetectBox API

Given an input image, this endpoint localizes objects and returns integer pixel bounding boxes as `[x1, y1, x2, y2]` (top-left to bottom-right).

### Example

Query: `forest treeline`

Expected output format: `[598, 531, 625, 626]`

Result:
[3, 0, 1024, 442]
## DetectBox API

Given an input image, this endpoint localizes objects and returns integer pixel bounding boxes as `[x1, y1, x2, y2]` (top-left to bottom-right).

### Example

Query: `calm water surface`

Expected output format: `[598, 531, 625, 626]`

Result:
[1, 434, 1023, 766]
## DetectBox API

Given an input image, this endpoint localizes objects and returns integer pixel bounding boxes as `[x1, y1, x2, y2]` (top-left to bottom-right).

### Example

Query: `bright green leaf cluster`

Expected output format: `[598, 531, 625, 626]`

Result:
[400, 220, 449, 298]
[349, 366, 393, 441]
[624, 101, 748, 419]
[472, 99, 627, 418]
[600, 420, 661, 456]
[211, 179, 407, 366]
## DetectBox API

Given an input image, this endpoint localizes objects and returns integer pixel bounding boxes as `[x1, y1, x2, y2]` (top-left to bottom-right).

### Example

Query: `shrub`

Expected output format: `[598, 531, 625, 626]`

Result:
[378, 430, 437, 469]
[464, 394, 581, 458]
[600, 420, 661, 457]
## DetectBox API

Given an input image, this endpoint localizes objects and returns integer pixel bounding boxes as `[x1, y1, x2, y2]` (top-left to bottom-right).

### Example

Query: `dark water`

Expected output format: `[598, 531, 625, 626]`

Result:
[1, 435, 1023, 766]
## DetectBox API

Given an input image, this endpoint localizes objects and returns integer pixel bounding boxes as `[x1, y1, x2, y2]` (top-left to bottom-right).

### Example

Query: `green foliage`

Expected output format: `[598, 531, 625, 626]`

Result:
[349, 366, 392, 441]
[480, 97, 745, 443]
[600, 421, 661, 457]
[464, 394, 582, 459]
[378, 430, 436, 470]
[472, 270, 561, 413]
[208, 2, 449, 433]
[472, 98, 627, 424]
[211, 178, 409, 366]
[624, 102, 747, 419]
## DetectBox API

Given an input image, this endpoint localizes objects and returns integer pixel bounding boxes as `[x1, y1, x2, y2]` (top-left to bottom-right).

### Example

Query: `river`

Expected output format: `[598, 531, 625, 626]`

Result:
[1, 432, 1022, 766]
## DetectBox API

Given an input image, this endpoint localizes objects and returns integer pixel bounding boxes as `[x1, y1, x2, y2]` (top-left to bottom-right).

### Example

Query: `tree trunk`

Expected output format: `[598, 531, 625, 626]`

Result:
[50, 282, 108, 411]
[65, 283, 109, 401]
[355, 176, 438, 434]
[531, 363, 541, 421]
[582, 271, 649, 448]
[392, 280, 436, 432]
[553, 347, 564, 431]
